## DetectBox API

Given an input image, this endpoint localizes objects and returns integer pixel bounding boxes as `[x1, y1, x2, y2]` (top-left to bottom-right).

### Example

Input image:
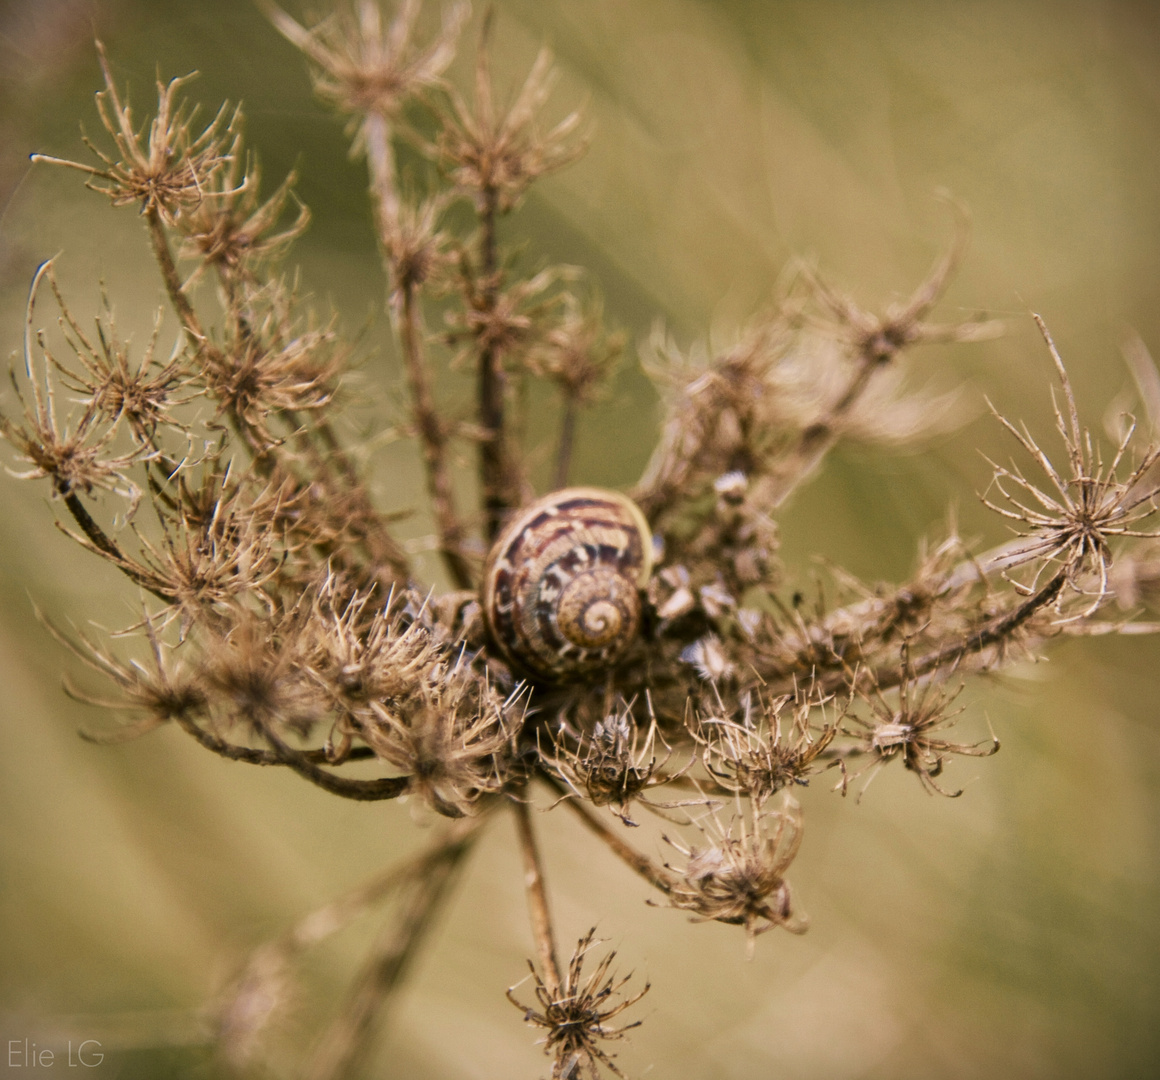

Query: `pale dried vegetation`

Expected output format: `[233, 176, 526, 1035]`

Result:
[6, 3, 1160, 1078]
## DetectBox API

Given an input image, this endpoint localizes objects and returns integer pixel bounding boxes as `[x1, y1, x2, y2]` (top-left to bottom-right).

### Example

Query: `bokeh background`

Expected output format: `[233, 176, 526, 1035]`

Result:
[2, 1, 1160, 1077]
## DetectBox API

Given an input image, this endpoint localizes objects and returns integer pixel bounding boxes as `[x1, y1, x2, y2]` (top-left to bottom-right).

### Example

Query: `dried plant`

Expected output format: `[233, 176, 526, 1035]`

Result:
[7, 5, 1160, 1078]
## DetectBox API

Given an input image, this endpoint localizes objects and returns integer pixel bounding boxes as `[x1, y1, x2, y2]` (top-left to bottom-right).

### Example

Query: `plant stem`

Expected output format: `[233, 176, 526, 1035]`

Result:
[477, 188, 511, 540]
[802, 565, 1070, 698]
[363, 110, 400, 237]
[259, 721, 411, 801]
[546, 776, 675, 897]
[554, 396, 577, 490]
[146, 206, 204, 341]
[513, 794, 562, 996]
[362, 108, 473, 587]
[397, 280, 474, 589]
[55, 484, 174, 603]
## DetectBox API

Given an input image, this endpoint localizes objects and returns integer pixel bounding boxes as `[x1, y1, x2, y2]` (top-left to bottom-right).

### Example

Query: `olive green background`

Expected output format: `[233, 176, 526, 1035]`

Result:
[1, 1, 1159, 1077]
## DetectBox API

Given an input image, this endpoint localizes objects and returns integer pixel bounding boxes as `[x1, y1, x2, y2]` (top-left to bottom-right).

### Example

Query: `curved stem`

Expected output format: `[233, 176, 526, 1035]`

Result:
[259, 721, 411, 801]
[56, 484, 173, 604]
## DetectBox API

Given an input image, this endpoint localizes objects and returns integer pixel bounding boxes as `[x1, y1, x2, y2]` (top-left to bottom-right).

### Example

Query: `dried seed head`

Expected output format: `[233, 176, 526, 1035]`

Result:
[47, 611, 206, 743]
[383, 194, 453, 295]
[200, 612, 321, 736]
[665, 796, 807, 955]
[802, 199, 1001, 369]
[264, 0, 468, 124]
[208, 275, 344, 447]
[34, 42, 240, 225]
[1, 263, 150, 506]
[546, 701, 680, 825]
[984, 316, 1160, 614]
[437, 16, 588, 212]
[308, 581, 440, 704]
[360, 647, 524, 818]
[507, 928, 648, 1080]
[177, 151, 310, 283]
[526, 292, 624, 404]
[696, 690, 840, 807]
[841, 648, 998, 799]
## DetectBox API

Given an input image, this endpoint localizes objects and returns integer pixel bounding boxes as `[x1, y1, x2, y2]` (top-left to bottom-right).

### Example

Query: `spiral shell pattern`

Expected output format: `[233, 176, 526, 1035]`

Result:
[482, 488, 653, 682]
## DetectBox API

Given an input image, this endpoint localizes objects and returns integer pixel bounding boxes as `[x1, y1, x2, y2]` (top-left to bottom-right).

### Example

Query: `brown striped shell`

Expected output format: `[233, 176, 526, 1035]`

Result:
[482, 487, 653, 683]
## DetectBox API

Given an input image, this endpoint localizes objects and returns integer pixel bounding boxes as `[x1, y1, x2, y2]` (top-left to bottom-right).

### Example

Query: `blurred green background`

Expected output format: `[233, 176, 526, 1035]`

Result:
[2, 1, 1160, 1077]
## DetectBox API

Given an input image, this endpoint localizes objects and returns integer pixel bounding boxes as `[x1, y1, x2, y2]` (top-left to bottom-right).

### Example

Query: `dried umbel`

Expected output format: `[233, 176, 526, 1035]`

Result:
[695, 689, 841, 808]
[507, 928, 648, 1080]
[665, 796, 808, 956]
[482, 487, 653, 682]
[545, 701, 690, 826]
[9, 5, 1160, 1078]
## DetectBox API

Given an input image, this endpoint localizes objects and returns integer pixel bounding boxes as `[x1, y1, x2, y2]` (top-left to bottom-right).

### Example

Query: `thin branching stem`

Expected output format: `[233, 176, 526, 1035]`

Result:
[804, 565, 1070, 699]
[897, 565, 1069, 686]
[259, 720, 411, 801]
[363, 100, 469, 587]
[364, 109, 401, 234]
[145, 206, 205, 342]
[306, 817, 482, 1080]
[171, 712, 376, 766]
[54, 482, 172, 603]
[145, 206, 275, 465]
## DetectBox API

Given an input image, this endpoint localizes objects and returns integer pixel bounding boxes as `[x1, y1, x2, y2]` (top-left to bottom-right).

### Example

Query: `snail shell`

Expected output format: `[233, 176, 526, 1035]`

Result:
[482, 487, 653, 683]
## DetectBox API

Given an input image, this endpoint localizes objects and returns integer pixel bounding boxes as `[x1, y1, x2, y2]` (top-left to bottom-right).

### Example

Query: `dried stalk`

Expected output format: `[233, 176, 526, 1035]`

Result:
[476, 188, 511, 541]
[548, 777, 676, 898]
[396, 279, 473, 588]
[513, 793, 562, 996]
